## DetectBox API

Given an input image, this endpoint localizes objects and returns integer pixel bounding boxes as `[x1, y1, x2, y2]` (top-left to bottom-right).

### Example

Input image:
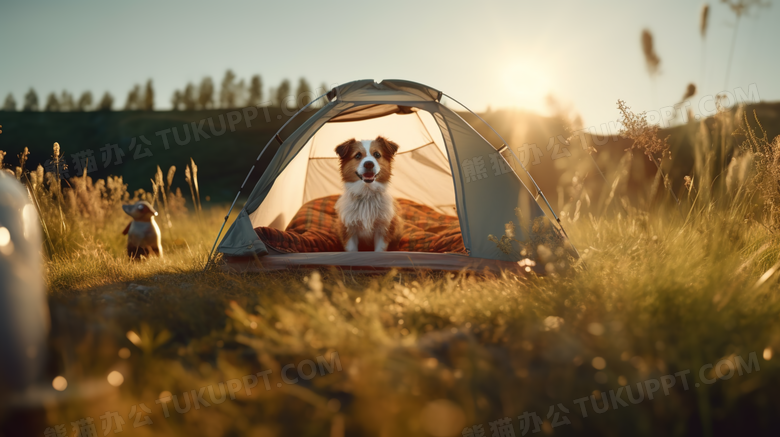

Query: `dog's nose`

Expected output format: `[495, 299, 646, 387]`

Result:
[363, 161, 374, 170]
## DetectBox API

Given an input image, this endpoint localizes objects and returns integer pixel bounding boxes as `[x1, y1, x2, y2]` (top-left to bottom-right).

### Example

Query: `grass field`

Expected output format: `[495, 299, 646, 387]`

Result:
[3, 101, 780, 436]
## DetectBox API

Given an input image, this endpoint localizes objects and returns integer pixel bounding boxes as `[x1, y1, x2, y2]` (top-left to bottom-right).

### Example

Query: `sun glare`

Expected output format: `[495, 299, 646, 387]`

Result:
[499, 58, 553, 112]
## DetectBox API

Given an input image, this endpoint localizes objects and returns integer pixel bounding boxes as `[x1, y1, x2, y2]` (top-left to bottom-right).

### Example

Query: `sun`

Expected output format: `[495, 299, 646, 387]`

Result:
[498, 58, 553, 112]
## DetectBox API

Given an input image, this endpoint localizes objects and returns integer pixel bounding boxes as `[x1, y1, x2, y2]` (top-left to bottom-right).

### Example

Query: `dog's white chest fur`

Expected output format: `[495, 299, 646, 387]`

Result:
[335, 181, 395, 240]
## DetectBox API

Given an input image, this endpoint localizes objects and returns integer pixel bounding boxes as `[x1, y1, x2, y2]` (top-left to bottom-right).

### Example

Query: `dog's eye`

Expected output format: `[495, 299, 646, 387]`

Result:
[373, 152, 381, 159]
[355, 153, 361, 159]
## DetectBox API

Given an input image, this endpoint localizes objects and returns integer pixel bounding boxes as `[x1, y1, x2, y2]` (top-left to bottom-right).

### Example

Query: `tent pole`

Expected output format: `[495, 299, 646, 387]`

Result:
[203, 92, 333, 272]
[441, 93, 580, 256]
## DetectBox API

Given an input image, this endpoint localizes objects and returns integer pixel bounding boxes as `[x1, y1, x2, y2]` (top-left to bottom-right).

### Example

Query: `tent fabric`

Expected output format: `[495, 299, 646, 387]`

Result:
[218, 79, 565, 265]
[223, 251, 536, 275]
[328, 104, 415, 122]
[251, 109, 454, 229]
[218, 208, 269, 257]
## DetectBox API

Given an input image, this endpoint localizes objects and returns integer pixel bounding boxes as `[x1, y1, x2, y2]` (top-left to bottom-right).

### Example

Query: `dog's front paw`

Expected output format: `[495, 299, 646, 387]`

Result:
[373, 234, 387, 252]
[344, 235, 359, 252]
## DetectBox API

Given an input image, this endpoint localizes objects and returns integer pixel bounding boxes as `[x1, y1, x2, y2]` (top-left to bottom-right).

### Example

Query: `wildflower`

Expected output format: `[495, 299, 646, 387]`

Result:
[504, 221, 515, 239]
[543, 316, 564, 332]
[617, 100, 670, 162]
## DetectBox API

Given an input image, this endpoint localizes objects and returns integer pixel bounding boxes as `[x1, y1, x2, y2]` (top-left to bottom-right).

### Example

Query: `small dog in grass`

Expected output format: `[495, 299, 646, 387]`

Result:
[122, 201, 163, 259]
[334, 136, 403, 252]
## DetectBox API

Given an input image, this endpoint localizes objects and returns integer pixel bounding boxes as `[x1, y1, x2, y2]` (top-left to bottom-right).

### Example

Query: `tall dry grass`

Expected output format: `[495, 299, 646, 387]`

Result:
[41, 201, 780, 436]
[734, 110, 780, 233]
[4, 99, 780, 436]
[721, 0, 771, 88]
[0, 143, 210, 290]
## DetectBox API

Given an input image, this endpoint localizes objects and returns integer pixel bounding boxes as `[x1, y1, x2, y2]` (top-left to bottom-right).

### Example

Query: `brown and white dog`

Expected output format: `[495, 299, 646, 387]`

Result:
[334, 136, 403, 252]
[122, 201, 163, 259]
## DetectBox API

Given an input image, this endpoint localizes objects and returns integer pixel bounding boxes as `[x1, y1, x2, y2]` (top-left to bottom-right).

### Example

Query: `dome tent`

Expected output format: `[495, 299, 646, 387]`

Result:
[210, 79, 575, 273]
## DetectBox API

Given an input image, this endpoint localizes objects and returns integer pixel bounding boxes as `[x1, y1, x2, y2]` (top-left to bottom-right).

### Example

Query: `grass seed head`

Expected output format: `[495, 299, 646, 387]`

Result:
[682, 83, 696, 101]
[700, 4, 710, 38]
[617, 99, 670, 161]
[641, 29, 661, 76]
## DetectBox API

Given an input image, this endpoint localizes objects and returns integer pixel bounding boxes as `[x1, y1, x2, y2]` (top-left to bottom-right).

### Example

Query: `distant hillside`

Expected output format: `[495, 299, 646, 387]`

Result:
[2, 102, 779, 210]
[0, 108, 313, 203]
[463, 102, 780, 211]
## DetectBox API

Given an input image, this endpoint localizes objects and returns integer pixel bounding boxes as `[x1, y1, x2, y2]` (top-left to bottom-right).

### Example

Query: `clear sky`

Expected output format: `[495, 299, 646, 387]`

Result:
[1, 0, 778, 126]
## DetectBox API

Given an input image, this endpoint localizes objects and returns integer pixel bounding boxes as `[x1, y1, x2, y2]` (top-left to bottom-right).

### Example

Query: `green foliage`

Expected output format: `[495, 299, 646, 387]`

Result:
[219, 70, 238, 109]
[247, 74, 263, 107]
[296, 78, 312, 108]
[274, 79, 291, 108]
[76, 91, 93, 111]
[97, 91, 114, 111]
[1, 93, 16, 111]
[42, 201, 780, 435]
[8, 100, 780, 436]
[23, 88, 38, 111]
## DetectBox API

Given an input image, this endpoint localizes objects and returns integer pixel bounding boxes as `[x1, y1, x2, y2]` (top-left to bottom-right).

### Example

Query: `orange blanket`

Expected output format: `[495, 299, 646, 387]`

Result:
[255, 195, 466, 254]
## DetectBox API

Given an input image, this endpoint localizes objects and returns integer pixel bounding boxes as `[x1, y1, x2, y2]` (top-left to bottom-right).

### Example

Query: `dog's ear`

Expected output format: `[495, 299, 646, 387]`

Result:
[335, 138, 356, 159]
[375, 136, 399, 156]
